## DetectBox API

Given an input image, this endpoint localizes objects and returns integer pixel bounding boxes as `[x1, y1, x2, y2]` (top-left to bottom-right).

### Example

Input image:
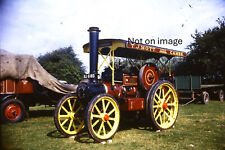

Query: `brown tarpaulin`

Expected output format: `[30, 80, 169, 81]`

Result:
[0, 49, 77, 94]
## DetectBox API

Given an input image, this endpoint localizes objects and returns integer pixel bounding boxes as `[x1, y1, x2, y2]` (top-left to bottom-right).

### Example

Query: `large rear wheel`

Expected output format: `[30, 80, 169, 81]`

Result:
[146, 81, 178, 130]
[86, 94, 120, 142]
[54, 94, 85, 136]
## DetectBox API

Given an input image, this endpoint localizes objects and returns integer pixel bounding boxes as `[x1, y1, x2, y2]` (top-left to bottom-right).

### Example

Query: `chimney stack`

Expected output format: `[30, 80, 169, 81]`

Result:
[88, 27, 100, 83]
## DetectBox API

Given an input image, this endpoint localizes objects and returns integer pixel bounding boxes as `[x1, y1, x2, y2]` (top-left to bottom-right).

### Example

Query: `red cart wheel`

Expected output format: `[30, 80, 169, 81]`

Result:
[1, 98, 25, 123]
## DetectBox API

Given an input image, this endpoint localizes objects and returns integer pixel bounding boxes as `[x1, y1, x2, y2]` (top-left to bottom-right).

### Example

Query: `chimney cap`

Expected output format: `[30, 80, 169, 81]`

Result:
[88, 27, 100, 32]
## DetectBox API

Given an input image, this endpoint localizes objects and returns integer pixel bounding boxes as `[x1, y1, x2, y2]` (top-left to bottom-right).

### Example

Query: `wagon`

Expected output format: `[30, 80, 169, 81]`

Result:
[175, 75, 224, 104]
[0, 50, 77, 123]
[0, 79, 60, 123]
[54, 27, 186, 142]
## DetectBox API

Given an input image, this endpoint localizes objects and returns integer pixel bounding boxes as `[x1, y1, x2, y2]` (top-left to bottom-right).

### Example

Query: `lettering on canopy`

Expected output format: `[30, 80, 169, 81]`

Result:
[126, 42, 186, 57]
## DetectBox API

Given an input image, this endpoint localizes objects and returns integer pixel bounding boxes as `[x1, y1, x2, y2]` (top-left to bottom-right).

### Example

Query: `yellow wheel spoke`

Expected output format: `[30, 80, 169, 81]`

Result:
[72, 121, 76, 130]
[102, 99, 106, 113]
[163, 111, 166, 123]
[109, 117, 115, 121]
[153, 98, 160, 105]
[155, 110, 162, 120]
[98, 121, 104, 135]
[67, 119, 73, 131]
[154, 108, 159, 116]
[74, 105, 81, 114]
[77, 123, 84, 130]
[165, 111, 173, 122]
[164, 89, 172, 99]
[153, 105, 161, 108]
[92, 119, 100, 127]
[107, 121, 113, 129]
[67, 99, 73, 111]
[61, 118, 69, 126]
[108, 109, 115, 116]
[102, 123, 106, 135]
[166, 108, 173, 114]
[92, 114, 101, 118]
[159, 87, 162, 98]
[94, 105, 101, 115]
[162, 88, 165, 99]
[159, 114, 163, 124]
[72, 99, 77, 109]
[105, 102, 110, 113]
[59, 115, 69, 118]
[165, 95, 171, 103]
[167, 102, 176, 107]
[75, 117, 83, 124]
[62, 106, 69, 114]
[155, 93, 161, 101]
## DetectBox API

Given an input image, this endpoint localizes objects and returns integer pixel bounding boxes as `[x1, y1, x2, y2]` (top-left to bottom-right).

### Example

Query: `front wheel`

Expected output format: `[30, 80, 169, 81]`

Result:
[54, 94, 85, 136]
[146, 80, 179, 130]
[0, 98, 25, 123]
[86, 94, 120, 142]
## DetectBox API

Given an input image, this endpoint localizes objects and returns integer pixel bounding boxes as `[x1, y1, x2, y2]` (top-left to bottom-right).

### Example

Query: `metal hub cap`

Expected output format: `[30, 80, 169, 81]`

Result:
[103, 114, 109, 121]
[162, 102, 168, 110]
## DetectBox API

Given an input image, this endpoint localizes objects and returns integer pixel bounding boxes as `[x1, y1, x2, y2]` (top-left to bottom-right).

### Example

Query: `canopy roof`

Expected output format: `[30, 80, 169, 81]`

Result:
[83, 39, 186, 60]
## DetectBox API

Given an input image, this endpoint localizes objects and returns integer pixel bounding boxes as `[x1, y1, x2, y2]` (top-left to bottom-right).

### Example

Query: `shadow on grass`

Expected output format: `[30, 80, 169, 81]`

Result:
[73, 130, 95, 143]
[119, 117, 155, 131]
[73, 118, 154, 143]
[46, 114, 155, 143]
[28, 109, 54, 118]
[47, 130, 70, 139]
[47, 129, 96, 143]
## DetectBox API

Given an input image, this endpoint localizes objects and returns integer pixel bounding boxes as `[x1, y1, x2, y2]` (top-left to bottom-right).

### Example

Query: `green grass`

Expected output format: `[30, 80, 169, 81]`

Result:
[1, 101, 225, 150]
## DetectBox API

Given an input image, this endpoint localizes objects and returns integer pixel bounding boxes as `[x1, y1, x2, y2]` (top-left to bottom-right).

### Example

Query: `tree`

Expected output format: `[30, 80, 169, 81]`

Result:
[37, 46, 85, 84]
[175, 17, 225, 84]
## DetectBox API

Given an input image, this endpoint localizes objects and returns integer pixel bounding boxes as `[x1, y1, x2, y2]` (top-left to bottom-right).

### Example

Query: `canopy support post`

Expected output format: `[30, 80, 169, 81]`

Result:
[98, 48, 115, 86]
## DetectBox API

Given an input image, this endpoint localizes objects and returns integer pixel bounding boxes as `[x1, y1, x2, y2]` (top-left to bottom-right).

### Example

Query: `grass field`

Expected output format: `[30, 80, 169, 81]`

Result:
[1, 101, 225, 150]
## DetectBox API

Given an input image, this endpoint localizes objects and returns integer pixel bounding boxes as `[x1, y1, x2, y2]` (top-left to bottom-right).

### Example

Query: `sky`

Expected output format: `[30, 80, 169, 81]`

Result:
[0, 0, 225, 72]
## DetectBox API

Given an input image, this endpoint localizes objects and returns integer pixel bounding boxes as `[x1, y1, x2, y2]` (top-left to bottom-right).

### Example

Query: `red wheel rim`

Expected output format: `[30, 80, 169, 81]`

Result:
[4, 104, 22, 120]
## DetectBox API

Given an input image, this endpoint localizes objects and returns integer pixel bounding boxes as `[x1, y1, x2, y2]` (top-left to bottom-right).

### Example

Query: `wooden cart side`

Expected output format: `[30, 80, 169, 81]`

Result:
[0, 79, 34, 95]
[175, 76, 224, 104]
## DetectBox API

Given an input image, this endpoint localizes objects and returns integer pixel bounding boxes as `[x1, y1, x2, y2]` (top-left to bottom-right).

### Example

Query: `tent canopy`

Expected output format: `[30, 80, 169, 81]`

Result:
[83, 39, 186, 60]
[0, 49, 77, 94]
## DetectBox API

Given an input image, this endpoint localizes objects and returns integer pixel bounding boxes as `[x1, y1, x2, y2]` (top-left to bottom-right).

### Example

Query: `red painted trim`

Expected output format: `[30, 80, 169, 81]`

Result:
[123, 75, 138, 86]
[126, 42, 186, 57]
[120, 98, 145, 111]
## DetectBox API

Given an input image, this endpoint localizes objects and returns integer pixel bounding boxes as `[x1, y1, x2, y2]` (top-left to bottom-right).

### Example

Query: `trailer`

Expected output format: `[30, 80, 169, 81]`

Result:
[54, 27, 187, 142]
[0, 50, 77, 123]
[175, 76, 224, 104]
[0, 78, 64, 123]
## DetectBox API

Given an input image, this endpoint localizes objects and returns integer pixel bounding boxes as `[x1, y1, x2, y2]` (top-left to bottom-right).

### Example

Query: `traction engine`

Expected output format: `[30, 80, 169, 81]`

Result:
[54, 27, 185, 142]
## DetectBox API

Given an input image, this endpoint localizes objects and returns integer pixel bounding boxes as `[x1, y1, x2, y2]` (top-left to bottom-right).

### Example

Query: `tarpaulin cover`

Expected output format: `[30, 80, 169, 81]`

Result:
[0, 49, 77, 94]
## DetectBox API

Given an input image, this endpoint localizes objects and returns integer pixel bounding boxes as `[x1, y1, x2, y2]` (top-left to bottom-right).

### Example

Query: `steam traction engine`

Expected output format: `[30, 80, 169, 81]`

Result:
[54, 27, 187, 142]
